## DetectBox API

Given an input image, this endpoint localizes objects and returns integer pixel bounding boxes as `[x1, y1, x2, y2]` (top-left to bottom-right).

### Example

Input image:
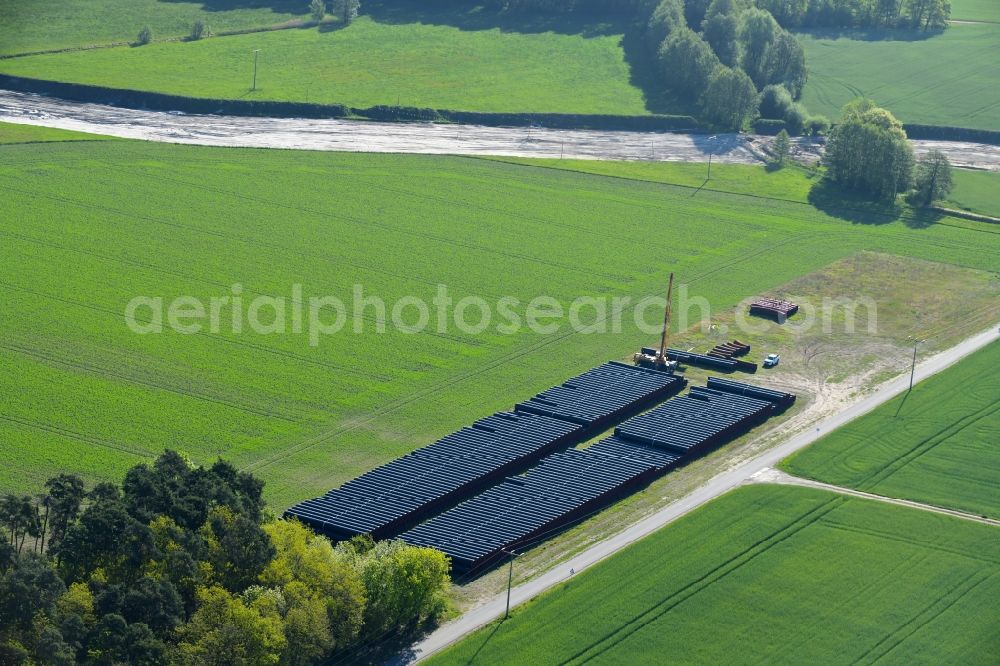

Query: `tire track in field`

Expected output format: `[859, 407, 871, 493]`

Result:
[0, 227, 482, 350]
[852, 570, 993, 665]
[0, 180, 512, 304]
[857, 401, 1000, 492]
[819, 522, 1000, 566]
[750, 549, 932, 666]
[128, 160, 640, 247]
[92, 167, 628, 283]
[2, 342, 300, 423]
[0, 280, 390, 382]
[0, 414, 152, 459]
[558, 497, 845, 666]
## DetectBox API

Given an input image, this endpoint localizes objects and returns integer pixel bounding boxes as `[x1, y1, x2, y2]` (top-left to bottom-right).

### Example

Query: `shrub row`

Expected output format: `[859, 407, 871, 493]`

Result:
[903, 123, 1000, 147]
[753, 118, 786, 135]
[0, 75, 699, 132]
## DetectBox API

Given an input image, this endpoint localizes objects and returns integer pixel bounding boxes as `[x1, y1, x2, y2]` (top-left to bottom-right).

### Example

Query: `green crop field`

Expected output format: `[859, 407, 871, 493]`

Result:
[488, 157, 821, 202]
[946, 169, 1000, 218]
[950, 0, 1000, 22]
[2, 135, 1000, 507]
[782, 341, 1000, 518]
[0, 13, 648, 115]
[0, 0, 306, 55]
[798, 23, 1000, 131]
[0, 121, 112, 144]
[429, 485, 1000, 665]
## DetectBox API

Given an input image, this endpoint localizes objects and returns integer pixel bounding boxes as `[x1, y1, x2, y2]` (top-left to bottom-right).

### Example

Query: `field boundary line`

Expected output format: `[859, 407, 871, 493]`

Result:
[404, 324, 1000, 662]
[751, 469, 1000, 527]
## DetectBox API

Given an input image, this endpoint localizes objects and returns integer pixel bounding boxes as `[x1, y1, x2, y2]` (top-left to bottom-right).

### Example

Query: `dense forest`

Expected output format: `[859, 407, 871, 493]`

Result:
[0, 452, 450, 664]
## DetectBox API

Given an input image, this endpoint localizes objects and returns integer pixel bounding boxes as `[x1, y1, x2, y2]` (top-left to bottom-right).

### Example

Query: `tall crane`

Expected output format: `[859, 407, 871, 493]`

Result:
[633, 273, 678, 373]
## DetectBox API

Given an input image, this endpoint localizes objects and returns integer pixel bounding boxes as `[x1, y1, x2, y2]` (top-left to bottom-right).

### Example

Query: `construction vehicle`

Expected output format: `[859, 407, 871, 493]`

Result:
[633, 273, 680, 373]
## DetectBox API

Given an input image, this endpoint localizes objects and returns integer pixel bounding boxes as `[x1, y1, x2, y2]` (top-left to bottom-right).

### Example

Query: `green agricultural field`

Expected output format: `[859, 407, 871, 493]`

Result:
[0, 0, 306, 55]
[798, 23, 1000, 131]
[782, 341, 1000, 518]
[0, 121, 112, 144]
[429, 485, 1000, 665]
[0, 14, 648, 115]
[2, 138, 1000, 507]
[488, 158, 821, 202]
[950, 0, 1000, 22]
[946, 168, 1000, 218]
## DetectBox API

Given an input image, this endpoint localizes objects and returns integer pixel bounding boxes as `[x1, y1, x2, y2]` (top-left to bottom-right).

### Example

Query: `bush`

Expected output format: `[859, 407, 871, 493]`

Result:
[784, 102, 808, 135]
[805, 115, 830, 136]
[136, 26, 152, 45]
[189, 20, 206, 41]
[759, 84, 793, 119]
[753, 118, 786, 135]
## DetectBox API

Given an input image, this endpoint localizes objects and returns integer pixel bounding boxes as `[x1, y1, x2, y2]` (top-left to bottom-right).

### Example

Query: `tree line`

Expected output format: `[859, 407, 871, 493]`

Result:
[642, 0, 828, 132]
[483, 0, 950, 29]
[763, 0, 952, 30]
[0, 452, 449, 665]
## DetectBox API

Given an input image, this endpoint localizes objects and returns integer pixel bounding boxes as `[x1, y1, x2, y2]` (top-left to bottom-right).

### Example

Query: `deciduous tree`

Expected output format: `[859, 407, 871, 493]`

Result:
[825, 99, 915, 200]
[909, 149, 953, 206]
[700, 65, 759, 130]
[657, 28, 721, 98]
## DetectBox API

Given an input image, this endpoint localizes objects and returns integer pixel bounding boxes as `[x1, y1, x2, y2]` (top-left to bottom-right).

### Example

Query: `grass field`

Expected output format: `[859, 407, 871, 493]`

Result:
[782, 341, 1000, 518]
[429, 485, 1000, 664]
[2, 137, 1000, 507]
[488, 158, 821, 202]
[946, 169, 1000, 218]
[0, 121, 112, 144]
[798, 23, 1000, 130]
[0, 0, 306, 55]
[0, 14, 648, 115]
[950, 0, 1000, 22]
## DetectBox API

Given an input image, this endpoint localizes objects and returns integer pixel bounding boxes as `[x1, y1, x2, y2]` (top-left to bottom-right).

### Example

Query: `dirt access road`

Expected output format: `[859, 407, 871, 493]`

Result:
[3, 90, 1000, 170]
[403, 324, 999, 663]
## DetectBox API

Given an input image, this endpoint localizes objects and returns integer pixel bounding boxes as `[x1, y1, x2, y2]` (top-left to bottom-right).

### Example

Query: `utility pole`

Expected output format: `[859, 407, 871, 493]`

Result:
[907, 337, 924, 391]
[251, 49, 260, 91]
[504, 550, 517, 620]
[707, 153, 712, 180]
[707, 134, 718, 180]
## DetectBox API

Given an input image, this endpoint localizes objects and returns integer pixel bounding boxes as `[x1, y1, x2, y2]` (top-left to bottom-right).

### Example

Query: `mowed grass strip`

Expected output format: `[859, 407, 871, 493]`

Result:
[946, 168, 1000, 218]
[0, 0, 306, 55]
[429, 485, 1000, 665]
[2, 140, 1000, 506]
[0, 15, 647, 115]
[0, 121, 112, 144]
[782, 341, 1000, 518]
[798, 23, 1000, 131]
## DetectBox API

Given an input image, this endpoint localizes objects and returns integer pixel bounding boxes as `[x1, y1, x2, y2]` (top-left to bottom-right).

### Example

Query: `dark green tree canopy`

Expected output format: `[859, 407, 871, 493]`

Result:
[825, 99, 915, 201]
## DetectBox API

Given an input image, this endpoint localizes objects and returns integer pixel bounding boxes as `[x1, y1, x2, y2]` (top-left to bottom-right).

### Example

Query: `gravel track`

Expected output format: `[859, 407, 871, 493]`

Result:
[3, 90, 999, 170]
